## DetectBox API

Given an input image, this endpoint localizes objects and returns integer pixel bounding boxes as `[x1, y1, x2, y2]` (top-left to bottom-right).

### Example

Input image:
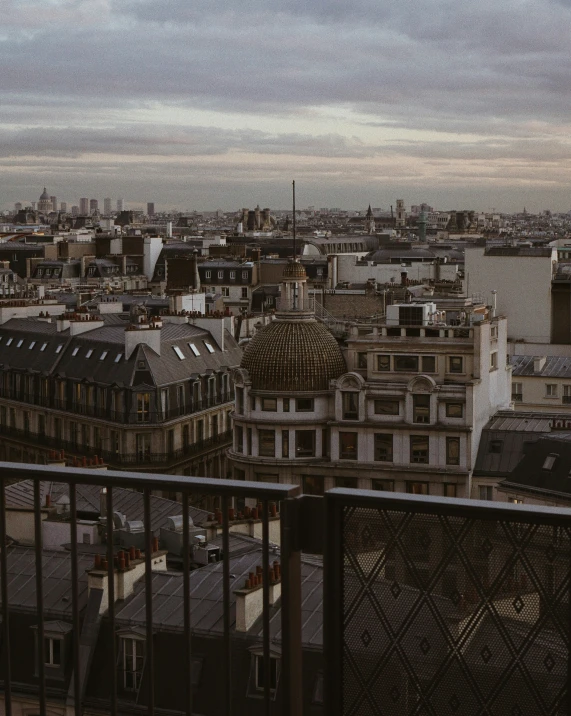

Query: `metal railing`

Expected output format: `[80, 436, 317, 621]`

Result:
[0, 462, 301, 716]
[0, 425, 233, 465]
[324, 489, 571, 715]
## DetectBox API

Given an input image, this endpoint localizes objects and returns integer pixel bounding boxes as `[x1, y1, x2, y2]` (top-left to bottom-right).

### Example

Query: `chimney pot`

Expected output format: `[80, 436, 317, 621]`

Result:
[152, 537, 159, 553]
[101, 558, 108, 570]
[228, 507, 235, 521]
[270, 502, 277, 518]
[94, 554, 101, 569]
[119, 556, 126, 570]
[251, 507, 258, 520]
[135, 548, 141, 559]
[45, 494, 51, 508]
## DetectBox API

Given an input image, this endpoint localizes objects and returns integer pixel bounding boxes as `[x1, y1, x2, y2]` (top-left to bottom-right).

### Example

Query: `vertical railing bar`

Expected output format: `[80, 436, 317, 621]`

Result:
[33, 481, 46, 716]
[143, 488, 155, 716]
[106, 487, 117, 716]
[262, 499, 271, 715]
[182, 492, 193, 716]
[69, 484, 81, 716]
[0, 479, 12, 716]
[323, 492, 344, 716]
[222, 495, 232, 716]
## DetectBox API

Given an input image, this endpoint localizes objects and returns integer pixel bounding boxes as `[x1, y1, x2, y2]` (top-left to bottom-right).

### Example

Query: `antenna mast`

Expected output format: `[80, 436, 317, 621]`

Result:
[292, 180, 296, 261]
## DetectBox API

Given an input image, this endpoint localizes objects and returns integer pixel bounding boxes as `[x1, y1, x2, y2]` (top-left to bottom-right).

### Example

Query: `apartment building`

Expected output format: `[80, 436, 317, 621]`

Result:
[229, 262, 512, 498]
[0, 306, 241, 476]
[511, 355, 571, 412]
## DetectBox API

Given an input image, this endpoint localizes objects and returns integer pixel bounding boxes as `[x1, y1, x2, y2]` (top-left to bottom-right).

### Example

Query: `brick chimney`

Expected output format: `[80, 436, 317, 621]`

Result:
[234, 562, 281, 632]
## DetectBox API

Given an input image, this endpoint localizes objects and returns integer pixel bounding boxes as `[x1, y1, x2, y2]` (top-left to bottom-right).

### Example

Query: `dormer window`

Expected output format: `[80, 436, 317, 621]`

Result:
[118, 631, 146, 692]
[248, 647, 281, 700]
[31, 620, 72, 680]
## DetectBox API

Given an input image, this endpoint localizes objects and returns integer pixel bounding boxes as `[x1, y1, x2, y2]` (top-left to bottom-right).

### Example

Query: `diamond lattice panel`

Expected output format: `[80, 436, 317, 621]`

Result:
[341, 506, 570, 716]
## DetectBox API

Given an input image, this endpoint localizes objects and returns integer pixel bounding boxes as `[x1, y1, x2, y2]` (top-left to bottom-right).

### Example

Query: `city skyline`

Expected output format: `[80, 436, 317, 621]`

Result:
[2, 0, 571, 212]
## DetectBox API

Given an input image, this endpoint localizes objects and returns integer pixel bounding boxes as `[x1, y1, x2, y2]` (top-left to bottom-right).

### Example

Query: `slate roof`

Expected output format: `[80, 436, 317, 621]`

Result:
[511, 355, 571, 378]
[501, 434, 571, 500]
[1, 547, 92, 615]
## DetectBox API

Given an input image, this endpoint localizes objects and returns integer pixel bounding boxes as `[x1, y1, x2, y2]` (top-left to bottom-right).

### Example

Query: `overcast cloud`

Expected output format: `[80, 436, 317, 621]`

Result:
[2, 0, 571, 211]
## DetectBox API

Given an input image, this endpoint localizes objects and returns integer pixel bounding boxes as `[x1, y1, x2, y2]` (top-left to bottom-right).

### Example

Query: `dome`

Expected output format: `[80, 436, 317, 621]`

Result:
[241, 318, 346, 391]
[39, 187, 50, 200]
[282, 260, 307, 279]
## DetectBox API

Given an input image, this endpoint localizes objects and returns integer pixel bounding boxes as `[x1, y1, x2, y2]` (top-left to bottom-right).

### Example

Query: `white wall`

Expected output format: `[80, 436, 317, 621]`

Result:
[465, 247, 555, 343]
[335, 254, 459, 285]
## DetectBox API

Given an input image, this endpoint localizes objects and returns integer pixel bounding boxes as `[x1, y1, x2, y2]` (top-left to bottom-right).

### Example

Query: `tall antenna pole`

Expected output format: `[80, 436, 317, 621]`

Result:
[292, 180, 296, 261]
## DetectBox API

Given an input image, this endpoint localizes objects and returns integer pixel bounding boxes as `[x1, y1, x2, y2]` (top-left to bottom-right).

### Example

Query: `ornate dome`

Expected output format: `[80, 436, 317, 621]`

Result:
[282, 260, 307, 279]
[241, 317, 346, 391]
[39, 187, 50, 200]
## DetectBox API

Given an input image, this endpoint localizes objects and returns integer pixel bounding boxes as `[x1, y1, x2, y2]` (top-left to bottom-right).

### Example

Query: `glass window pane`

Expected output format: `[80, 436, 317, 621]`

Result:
[374, 434, 393, 461]
[394, 355, 419, 371]
[258, 429, 275, 457]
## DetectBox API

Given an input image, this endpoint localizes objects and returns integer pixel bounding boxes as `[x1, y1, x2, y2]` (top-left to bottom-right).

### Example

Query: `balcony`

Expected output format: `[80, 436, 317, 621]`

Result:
[0, 425, 233, 467]
[0, 464, 569, 715]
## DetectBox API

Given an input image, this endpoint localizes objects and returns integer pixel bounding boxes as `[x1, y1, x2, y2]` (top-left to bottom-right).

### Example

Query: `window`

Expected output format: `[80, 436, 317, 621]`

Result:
[188, 343, 200, 356]
[236, 387, 244, 414]
[44, 636, 62, 666]
[546, 384, 558, 397]
[221, 287, 229, 297]
[5, 338, 12, 346]
[230, 271, 236, 280]
[173, 345, 185, 360]
[282, 398, 290, 412]
[235, 425, 243, 453]
[100, 351, 108, 360]
[254, 654, 279, 693]
[412, 394, 431, 423]
[337, 476, 358, 488]
[449, 356, 463, 373]
[374, 434, 393, 461]
[218, 271, 224, 279]
[295, 430, 316, 457]
[509, 497, 524, 504]
[342, 392, 359, 420]
[372, 479, 394, 491]
[357, 352, 367, 369]
[443, 483, 457, 497]
[242, 271, 248, 280]
[137, 393, 150, 422]
[296, 398, 314, 412]
[258, 429, 276, 457]
[490, 352, 497, 370]
[121, 636, 145, 691]
[85, 349, 93, 358]
[55, 344, 63, 353]
[374, 399, 399, 415]
[241, 287, 248, 299]
[394, 355, 419, 371]
[28, 341, 36, 350]
[339, 432, 358, 460]
[406, 481, 429, 495]
[205, 270, 211, 279]
[446, 437, 460, 465]
[479, 486, 493, 501]
[282, 430, 289, 458]
[303, 475, 324, 496]
[489, 439, 503, 453]
[322, 428, 330, 458]
[72, 347, 79, 356]
[114, 353, 122, 362]
[377, 355, 390, 371]
[421, 356, 436, 373]
[204, 342, 215, 354]
[490, 325, 498, 339]
[261, 397, 277, 411]
[543, 453, 558, 470]
[410, 435, 429, 464]
[40, 342, 47, 351]
[446, 402, 463, 418]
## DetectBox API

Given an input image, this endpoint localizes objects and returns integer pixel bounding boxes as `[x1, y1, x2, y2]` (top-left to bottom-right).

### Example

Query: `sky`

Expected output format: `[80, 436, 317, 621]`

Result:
[2, 0, 571, 214]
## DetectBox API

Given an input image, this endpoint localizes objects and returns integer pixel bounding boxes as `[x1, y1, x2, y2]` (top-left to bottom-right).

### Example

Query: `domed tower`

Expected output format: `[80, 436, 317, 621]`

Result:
[38, 188, 52, 214]
[230, 260, 347, 488]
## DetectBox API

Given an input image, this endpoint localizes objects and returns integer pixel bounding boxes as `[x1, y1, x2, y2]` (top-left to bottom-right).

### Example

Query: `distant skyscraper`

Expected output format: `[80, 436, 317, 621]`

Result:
[71, 205, 79, 217]
[60, 202, 67, 213]
[147, 202, 155, 216]
[14, 202, 22, 211]
[50, 196, 57, 212]
[79, 198, 89, 215]
[104, 198, 112, 215]
[117, 198, 124, 212]
[89, 199, 98, 215]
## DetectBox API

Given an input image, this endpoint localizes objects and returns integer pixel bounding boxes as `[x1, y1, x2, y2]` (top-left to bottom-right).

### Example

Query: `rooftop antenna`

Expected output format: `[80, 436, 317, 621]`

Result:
[292, 180, 296, 261]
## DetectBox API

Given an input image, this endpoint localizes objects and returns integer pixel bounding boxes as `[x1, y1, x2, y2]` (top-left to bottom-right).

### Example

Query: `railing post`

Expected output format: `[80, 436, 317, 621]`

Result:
[323, 491, 343, 716]
[280, 497, 303, 714]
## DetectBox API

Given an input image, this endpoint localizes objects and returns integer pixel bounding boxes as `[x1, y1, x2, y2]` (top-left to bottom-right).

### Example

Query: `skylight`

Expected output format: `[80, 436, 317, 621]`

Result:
[86, 349, 93, 358]
[114, 353, 122, 363]
[16, 339, 23, 348]
[55, 344, 63, 353]
[72, 347, 79, 356]
[188, 343, 200, 356]
[173, 346, 186, 360]
[5, 338, 12, 346]
[100, 351, 108, 360]
[204, 342, 215, 354]
[29, 341, 36, 349]
[40, 343, 47, 351]
[543, 453, 558, 470]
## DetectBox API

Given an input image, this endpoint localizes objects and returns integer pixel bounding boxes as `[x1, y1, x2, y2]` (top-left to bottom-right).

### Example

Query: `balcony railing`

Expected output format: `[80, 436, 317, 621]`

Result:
[0, 425, 233, 466]
[0, 391, 234, 424]
[0, 465, 570, 715]
[512, 393, 523, 402]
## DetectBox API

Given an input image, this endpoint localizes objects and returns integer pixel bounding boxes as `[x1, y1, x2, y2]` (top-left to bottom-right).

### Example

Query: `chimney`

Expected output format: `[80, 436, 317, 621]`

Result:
[87, 549, 167, 614]
[124, 323, 161, 359]
[234, 563, 281, 632]
[533, 356, 546, 373]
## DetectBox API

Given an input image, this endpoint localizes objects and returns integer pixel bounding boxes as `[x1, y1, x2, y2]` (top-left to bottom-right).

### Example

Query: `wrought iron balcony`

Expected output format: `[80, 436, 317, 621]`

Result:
[0, 464, 569, 715]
